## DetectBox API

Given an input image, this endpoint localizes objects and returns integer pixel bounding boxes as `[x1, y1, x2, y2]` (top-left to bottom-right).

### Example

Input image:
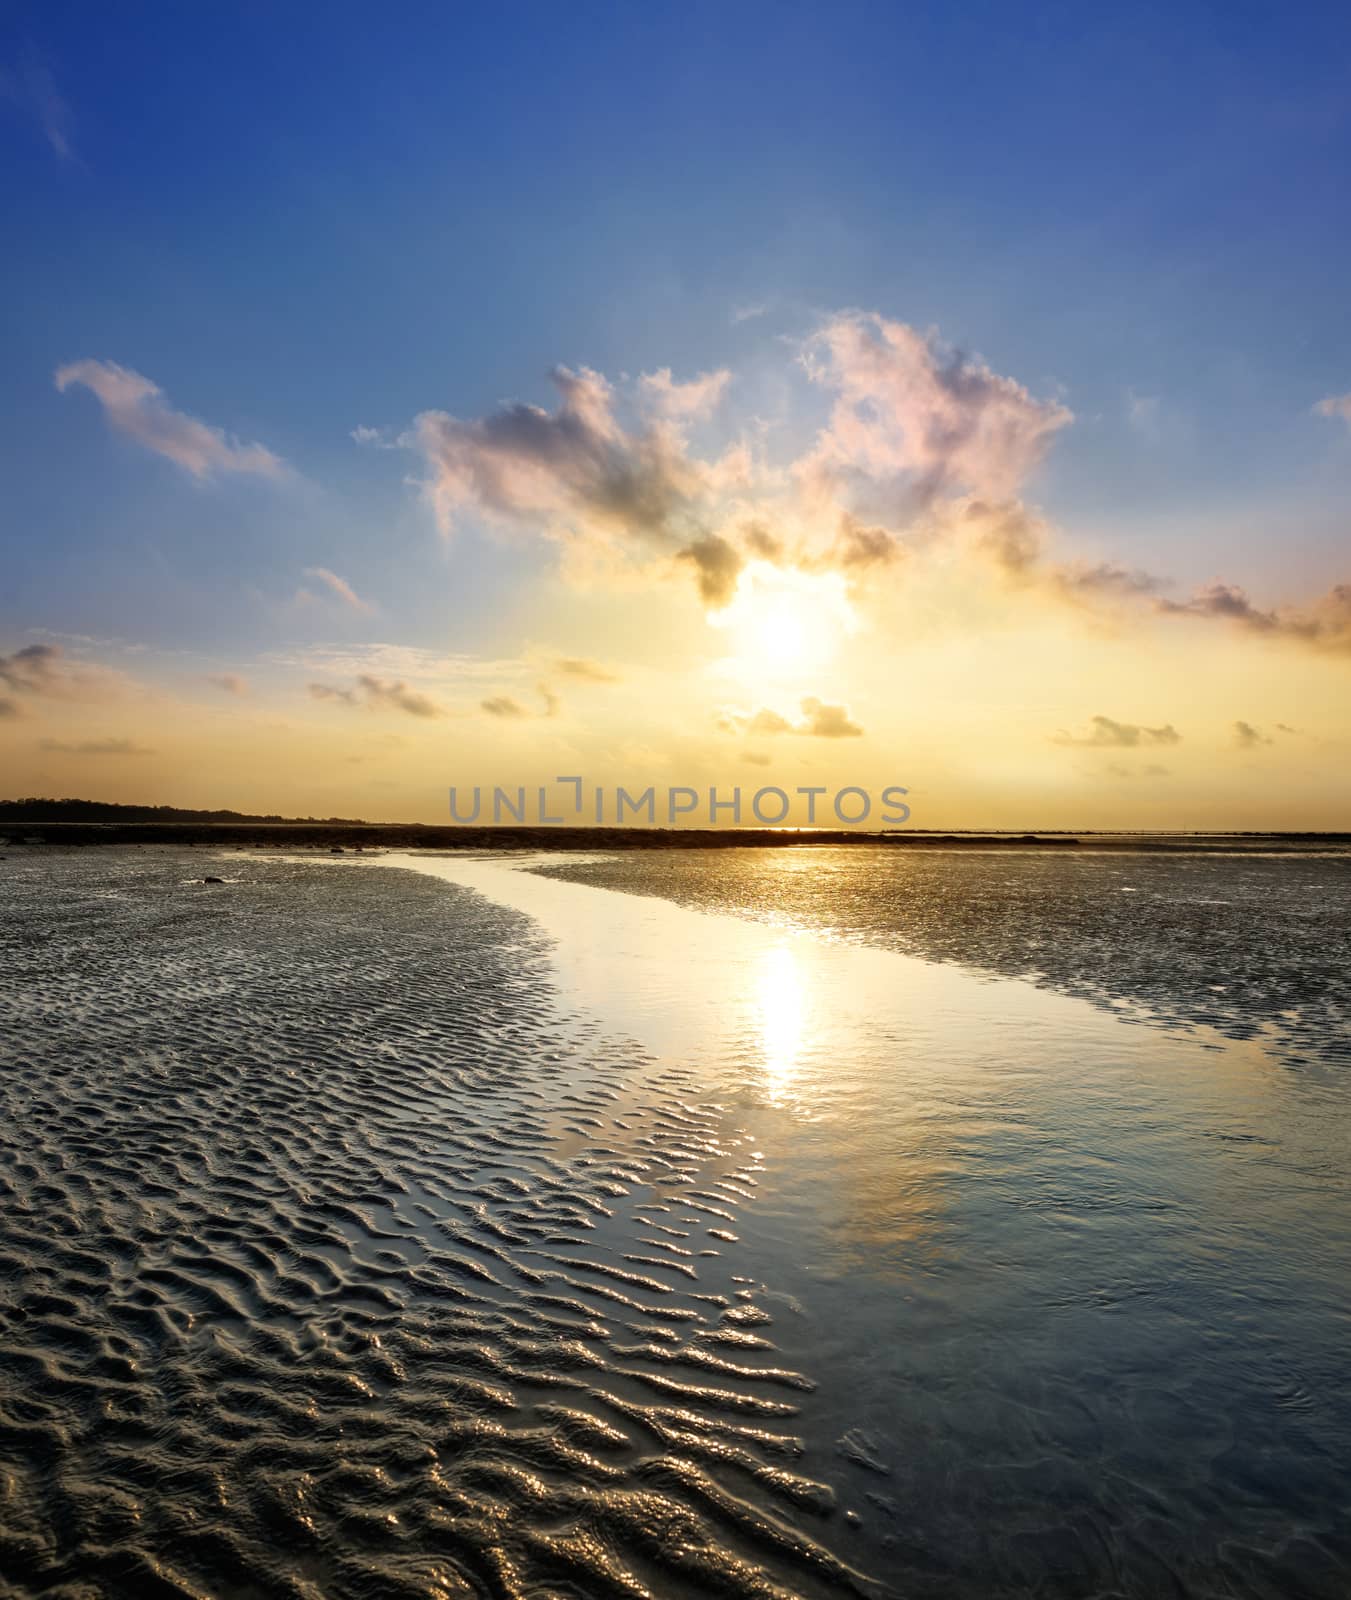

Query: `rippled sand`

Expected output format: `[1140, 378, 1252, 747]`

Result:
[0, 851, 878, 1599]
[3, 846, 1350, 1600]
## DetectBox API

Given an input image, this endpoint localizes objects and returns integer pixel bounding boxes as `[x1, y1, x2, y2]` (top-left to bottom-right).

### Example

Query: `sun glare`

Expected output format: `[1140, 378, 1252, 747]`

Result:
[710, 562, 856, 691]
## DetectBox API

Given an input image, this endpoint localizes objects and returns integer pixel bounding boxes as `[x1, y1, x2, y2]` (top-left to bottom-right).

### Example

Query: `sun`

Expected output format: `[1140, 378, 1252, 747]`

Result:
[709, 562, 856, 691]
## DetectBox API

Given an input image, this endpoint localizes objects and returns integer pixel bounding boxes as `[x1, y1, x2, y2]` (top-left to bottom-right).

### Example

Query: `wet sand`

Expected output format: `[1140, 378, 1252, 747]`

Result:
[1, 846, 1349, 1598]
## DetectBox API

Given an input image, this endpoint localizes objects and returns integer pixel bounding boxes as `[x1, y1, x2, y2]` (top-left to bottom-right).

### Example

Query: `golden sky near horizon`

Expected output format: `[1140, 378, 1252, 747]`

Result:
[4, 316, 1350, 828]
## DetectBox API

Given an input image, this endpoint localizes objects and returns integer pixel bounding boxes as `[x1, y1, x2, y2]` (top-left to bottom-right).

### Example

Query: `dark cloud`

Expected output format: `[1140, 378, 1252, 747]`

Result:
[1234, 720, 1273, 748]
[0, 642, 128, 703]
[417, 365, 701, 547]
[0, 643, 62, 693]
[678, 534, 743, 607]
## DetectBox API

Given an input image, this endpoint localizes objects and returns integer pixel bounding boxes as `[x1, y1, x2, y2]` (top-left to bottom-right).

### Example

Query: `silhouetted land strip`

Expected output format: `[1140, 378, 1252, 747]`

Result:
[3, 821, 1349, 853]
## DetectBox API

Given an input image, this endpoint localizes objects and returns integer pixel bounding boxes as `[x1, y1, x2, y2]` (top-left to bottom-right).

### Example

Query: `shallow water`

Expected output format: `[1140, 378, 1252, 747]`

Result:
[1, 845, 1349, 1598]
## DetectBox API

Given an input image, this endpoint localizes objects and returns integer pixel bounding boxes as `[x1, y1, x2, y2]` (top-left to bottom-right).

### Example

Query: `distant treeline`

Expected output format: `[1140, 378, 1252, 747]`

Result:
[0, 798, 367, 825]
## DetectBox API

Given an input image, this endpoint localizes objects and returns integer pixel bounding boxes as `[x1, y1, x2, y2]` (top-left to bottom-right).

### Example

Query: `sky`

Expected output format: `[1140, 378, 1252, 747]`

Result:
[2, 0, 1350, 828]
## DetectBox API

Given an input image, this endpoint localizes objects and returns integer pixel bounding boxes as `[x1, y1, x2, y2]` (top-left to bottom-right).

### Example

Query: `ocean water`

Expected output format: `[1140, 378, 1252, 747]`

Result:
[1, 844, 1349, 1599]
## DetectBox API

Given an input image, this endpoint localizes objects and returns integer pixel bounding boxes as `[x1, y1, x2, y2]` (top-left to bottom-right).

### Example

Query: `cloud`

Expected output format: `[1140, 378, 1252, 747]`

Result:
[415, 364, 703, 546]
[1126, 391, 1160, 437]
[1314, 393, 1351, 429]
[204, 673, 249, 695]
[1, 53, 74, 160]
[0, 643, 62, 694]
[0, 642, 130, 703]
[732, 303, 769, 324]
[678, 534, 743, 606]
[482, 682, 559, 719]
[554, 656, 620, 683]
[393, 316, 1350, 656]
[351, 423, 405, 447]
[281, 643, 522, 682]
[309, 677, 443, 717]
[798, 696, 864, 738]
[800, 312, 1072, 504]
[742, 750, 772, 765]
[358, 676, 442, 717]
[0, 698, 18, 718]
[302, 567, 375, 614]
[1156, 582, 1351, 655]
[639, 367, 731, 421]
[722, 695, 864, 739]
[1053, 716, 1181, 749]
[55, 360, 285, 480]
[1234, 720, 1273, 748]
[481, 695, 527, 719]
[308, 682, 359, 706]
[38, 738, 154, 756]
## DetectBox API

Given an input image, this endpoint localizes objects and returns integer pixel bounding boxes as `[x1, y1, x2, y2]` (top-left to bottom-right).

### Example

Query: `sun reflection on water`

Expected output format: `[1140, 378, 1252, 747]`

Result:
[756, 943, 807, 1103]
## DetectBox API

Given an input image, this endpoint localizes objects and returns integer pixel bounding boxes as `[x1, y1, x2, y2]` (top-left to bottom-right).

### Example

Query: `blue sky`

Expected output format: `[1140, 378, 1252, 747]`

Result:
[2, 2, 1349, 823]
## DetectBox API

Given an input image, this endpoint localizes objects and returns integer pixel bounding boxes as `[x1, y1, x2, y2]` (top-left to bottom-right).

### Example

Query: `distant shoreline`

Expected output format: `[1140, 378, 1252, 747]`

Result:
[3, 822, 1349, 854]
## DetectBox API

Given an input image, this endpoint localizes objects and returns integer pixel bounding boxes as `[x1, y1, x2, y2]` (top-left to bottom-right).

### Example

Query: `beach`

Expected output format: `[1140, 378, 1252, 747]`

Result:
[1, 844, 1349, 1598]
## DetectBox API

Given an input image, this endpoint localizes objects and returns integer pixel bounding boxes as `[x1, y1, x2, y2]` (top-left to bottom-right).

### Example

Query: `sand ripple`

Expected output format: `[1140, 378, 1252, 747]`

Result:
[0, 853, 877, 1600]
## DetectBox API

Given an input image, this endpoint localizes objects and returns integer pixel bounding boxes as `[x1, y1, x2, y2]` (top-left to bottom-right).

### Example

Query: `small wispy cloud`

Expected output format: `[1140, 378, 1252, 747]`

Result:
[1126, 389, 1160, 438]
[1313, 392, 1351, 429]
[482, 683, 560, 720]
[301, 568, 375, 614]
[39, 737, 155, 756]
[55, 360, 286, 480]
[350, 424, 402, 448]
[203, 673, 250, 696]
[481, 695, 527, 719]
[1234, 720, 1273, 748]
[1, 52, 75, 161]
[554, 656, 621, 683]
[1052, 715, 1181, 749]
[309, 676, 444, 717]
[308, 682, 358, 707]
